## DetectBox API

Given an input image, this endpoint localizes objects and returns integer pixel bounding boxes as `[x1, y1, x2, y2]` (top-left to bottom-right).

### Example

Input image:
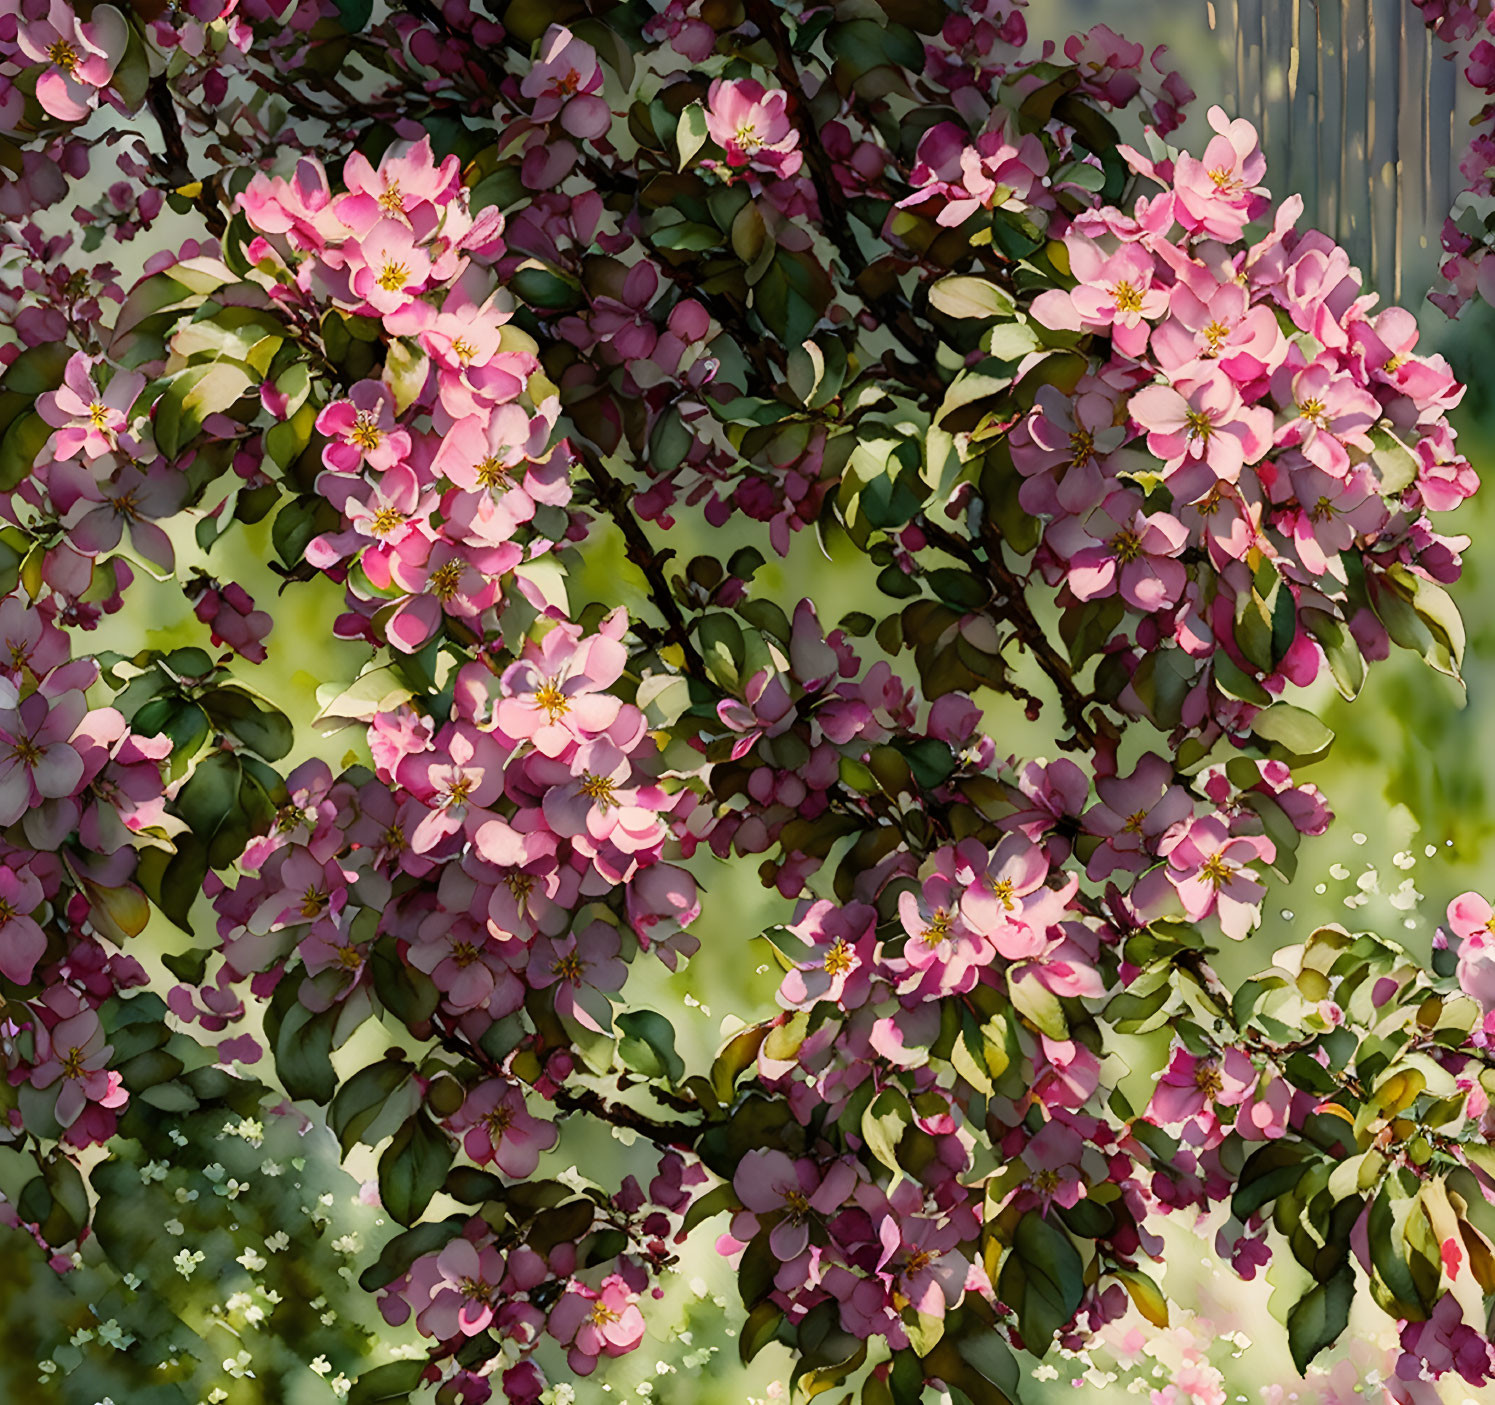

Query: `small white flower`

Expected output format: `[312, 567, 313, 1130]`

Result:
[174, 1187, 199, 1204]
[320, 1310, 338, 1326]
[202, 1163, 226, 1183]
[168, 1128, 188, 1146]
[265, 1231, 290, 1252]
[330, 1374, 351, 1400]
[222, 1350, 254, 1379]
[225, 1292, 254, 1313]
[331, 1233, 361, 1255]
[70, 1326, 96, 1346]
[165, 1219, 185, 1236]
[310, 1356, 332, 1377]
[260, 1160, 284, 1177]
[122, 1272, 142, 1290]
[217, 1179, 248, 1200]
[172, 1249, 205, 1279]
[232, 1118, 264, 1145]
[236, 1247, 267, 1272]
[140, 1160, 169, 1183]
[97, 1319, 131, 1350]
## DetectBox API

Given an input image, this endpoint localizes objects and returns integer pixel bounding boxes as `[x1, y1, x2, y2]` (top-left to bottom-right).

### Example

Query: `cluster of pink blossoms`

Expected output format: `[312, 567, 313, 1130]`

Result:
[1, 0, 1494, 1396]
[963, 106, 1478, 746]
[0, 644, 168, 1144]
[1406, 0, 1495, 315]
[193, 608, 705, 1388]
[239, 136, 573, 654]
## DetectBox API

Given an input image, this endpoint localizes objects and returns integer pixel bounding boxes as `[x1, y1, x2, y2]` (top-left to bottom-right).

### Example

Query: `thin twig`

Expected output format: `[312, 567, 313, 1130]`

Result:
[146, 77, 228, 238]
[574, 445, 707, 679]
[551, 1085, 704, 1151]
[917, 513, 1099, 750]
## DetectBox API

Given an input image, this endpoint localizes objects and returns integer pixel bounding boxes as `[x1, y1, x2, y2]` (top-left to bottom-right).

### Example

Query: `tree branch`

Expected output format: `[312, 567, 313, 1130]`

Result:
[146, 77, 228, 238]
[741, 0, 945, 374]
[551, 1085, 704, 1151]
[917, 513, 1099, 751]
[573, 444, 707, 680]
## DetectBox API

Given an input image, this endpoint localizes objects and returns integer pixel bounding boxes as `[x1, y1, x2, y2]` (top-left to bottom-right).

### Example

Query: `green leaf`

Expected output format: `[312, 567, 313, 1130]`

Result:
[861, 1087, 910, 1174]
[1008, 966, 1067, 1039]
[1249, 702, 1334, 765]
[358, 1218, 463, 1291]
[199, 684, 295, 762]
[371, 936, 440, 1026]
[379, 1114, 456, 1226]
[1232, 1141, 1314, 1221]
[333, 0, 374, 30]
[1300, 608, 1365, 700]
[154, 362, 253, 458]
[617, 1008, 685, 1084]
[652, 221, 723, 251]
[676, 102, 710, 169]
[270, 994, 339, 1105]
[1286, 1264, 1354, 1374]
[1, 341, 71, 396]
[175, 751, 242, 835]
[983, 320, 1042, 360]
[928, 276, 1016, 321]
[348, 1359, 426, 1405]
[331, 1058, 413, 1154]
[265, 400, 317, 470]
[0, 412, 55, 492]
[136, 832, 210, 931]
[739, 1299, 784, 1364]
[1113, 1267, 1169, 1327]
[998, 1211, 1084, 1353]
[384, 337, 429, 415]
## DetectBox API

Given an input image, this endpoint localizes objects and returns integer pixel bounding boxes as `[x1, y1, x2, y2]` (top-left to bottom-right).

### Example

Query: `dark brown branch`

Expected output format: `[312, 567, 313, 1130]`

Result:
[146, 77, 227, 239]
[433, 1019, 705, 1152]
[551, 1085, 704, 1151]
[917, 513, 1099, 751]
[574, 445, 707, 679]
[741, 0, 948, 374]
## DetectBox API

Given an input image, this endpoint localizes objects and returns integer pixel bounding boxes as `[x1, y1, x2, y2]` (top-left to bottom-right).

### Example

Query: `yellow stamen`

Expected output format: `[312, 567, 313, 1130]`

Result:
[822, 937, 854, 976]
[376, 260, 410, 292]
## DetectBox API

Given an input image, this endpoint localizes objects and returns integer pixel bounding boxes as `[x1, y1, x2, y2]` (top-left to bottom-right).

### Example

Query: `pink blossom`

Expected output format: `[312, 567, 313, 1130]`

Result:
[37, 353, 143, 461]
[448, 1079, 557, 1177]
[0, 863, 47, 984]
[17, 0, 129, 122]
[495, 612, 628, 756]
[731, 1150, 857, 1260]
[548, 1274, 646, 1373]
[344, 218, 434, 316]
[1144, 815, 1273, 939]
[333, 134, 461, 238]
[1450, 892, 1495, 1011]
[1147, 1045, 1256, 1128]
[1171, 106, 1269, 240]
[416, 1238, 507, 1338]
[1049, 490, 1189, 611]
[704, 78, 802, 176]
[1128, 374, 1274, 500]
[317, 380, 412, 474]
[1031, 239, 1168, 359]
[0, 684, 87, 825]
[527, 919, 627, 1032]
[520, 25, 611, 140]
[30, 1007, 116, 1127]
